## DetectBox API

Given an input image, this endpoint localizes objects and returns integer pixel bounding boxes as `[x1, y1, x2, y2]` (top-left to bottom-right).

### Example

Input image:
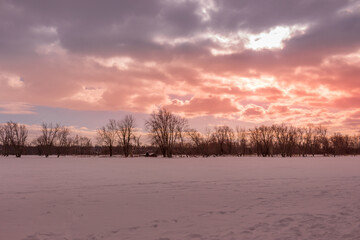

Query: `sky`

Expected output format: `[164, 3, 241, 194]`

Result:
[1, 0, 360, 137]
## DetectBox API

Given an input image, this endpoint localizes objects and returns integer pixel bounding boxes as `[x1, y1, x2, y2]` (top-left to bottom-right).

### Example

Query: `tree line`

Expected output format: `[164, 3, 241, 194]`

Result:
[1, 108, 360, 158]
[0, 122, 92, 157]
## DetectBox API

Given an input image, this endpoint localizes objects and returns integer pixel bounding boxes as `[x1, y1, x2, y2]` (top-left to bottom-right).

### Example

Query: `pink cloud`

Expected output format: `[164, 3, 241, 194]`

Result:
[242, 105, 265, 117]
[267, 105, 290, 115]
[332, 97, 360, 109]
[349, 110, 360, 119]
[166, 96, 240, 116]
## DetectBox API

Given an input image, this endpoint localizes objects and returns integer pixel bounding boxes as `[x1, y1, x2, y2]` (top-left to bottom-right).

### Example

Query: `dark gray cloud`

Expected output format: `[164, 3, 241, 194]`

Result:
[0, 0, 205, 58]
[1, 0, 359, 64]
[192, 7, 360, 76]
[282, 13, 360, 65]
[211, 0, 352, 33]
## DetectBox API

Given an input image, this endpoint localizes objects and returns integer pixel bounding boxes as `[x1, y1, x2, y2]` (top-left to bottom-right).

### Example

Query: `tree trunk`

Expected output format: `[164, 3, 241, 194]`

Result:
[109, 145, 113, 157]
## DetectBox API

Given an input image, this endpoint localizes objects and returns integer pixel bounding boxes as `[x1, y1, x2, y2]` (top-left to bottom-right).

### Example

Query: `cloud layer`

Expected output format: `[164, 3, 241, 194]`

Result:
[1, 0, 360, 132]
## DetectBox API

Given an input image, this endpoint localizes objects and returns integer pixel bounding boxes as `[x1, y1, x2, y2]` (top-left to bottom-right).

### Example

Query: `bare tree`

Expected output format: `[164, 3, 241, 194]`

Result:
[188, 129, 203, 155]
[70, 134, 80, 155]
[236, 127, 247, 156]
[37, 123, 60, 157]
[132, 135, 141, 155]
[316, 125, 329, 156]
[249, 127, 261, 156]
[78, 136, 92, 155]
[175, 120, 189, 156]
[353, 135, 360, 155]
[330, 133, 350, 156]
[4, 121, 28, 157]
[273, 124, 298, 157]
[145, 108, 188, 157]
[212, 125, 235, 155]
[287, 126, 298, 157]
[116, 115, 135, 157]
[250, 125, 274, 157]
[0, 124, 10, 156]
[97, 120, 117, 157]
[298, 125, 314, 157]
[187, 128, 212, 156]
[55, 127, 70, 157]
[274, 124, 289, 157]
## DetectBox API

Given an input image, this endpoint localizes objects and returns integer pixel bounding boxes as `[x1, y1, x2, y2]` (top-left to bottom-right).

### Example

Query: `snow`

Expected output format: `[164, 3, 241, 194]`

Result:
[1, 156, 360, 240]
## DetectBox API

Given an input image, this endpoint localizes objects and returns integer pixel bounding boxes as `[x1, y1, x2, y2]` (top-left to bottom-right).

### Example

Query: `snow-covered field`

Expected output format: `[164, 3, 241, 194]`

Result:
[1, 156, 360, 240]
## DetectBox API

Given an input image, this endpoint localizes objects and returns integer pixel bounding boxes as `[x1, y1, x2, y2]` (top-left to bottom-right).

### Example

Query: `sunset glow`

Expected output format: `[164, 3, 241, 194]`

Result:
[0, 0, 360, 134]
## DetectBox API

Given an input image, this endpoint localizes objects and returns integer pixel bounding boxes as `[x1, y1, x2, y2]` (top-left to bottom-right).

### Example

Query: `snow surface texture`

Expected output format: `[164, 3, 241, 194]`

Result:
[1, 156, 360, 240]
